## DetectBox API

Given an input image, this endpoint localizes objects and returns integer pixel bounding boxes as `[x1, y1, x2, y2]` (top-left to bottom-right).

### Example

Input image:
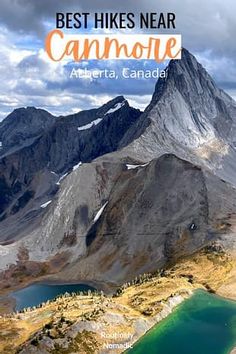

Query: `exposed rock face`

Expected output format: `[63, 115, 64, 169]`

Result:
[121, 48, 236, 147]
[0, 49, 236, 289]
[0, 107, 56, 157]
[116, 49, 236, 185]
[52, 154, 236, 285]
[0, 97, 141, 243]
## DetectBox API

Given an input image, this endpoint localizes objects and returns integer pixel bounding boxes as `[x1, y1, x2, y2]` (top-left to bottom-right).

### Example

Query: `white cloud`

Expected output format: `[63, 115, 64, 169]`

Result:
[0, 25, 155, 120]
[126, 95, 151, 111]
[0, 0, 236, 121]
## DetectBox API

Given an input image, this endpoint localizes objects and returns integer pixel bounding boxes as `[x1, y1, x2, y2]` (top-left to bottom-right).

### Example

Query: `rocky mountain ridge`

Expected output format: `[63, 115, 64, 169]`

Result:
[0, 49, 236, 291]
[0, 96, 141, 243]
[114, 49, 236, 186]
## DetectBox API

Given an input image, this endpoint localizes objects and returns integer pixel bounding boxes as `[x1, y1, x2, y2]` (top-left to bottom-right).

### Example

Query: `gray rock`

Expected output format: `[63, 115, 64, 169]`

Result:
[1, 49, 236, 289]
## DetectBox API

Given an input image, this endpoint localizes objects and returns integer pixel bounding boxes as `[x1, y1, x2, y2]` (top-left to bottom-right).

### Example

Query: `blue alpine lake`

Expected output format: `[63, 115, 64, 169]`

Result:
[128, 290, 236, 354]
[11, 283, 95, 311]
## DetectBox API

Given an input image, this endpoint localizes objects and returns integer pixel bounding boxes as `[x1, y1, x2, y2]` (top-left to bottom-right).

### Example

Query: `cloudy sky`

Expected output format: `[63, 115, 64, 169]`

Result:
[0, 0, 235, 120]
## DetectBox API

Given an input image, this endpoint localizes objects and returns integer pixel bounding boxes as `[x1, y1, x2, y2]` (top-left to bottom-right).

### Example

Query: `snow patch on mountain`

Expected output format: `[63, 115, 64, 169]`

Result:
[73, 162, 82, 171]
[105, 101, 126, 115]
[126, 163, 149, 170]
[77, 101, 126, 131]
[94, 201, 108, 222]
[40, 200, 52, 208]
[56, 173, 69, 185]
[78, 118, 102, 131]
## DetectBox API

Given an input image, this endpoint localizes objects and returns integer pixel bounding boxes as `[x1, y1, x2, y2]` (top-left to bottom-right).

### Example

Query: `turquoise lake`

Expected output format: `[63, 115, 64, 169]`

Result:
[128, 290, 236, 354]
[11, 283, 95, 311]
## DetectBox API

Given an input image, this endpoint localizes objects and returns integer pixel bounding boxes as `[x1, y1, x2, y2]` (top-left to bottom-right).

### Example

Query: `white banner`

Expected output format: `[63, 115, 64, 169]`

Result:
[45, 31, 182, 62]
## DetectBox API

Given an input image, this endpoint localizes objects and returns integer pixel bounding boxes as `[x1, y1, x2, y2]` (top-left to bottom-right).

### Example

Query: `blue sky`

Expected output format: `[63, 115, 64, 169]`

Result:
[0, 0, 235, 120]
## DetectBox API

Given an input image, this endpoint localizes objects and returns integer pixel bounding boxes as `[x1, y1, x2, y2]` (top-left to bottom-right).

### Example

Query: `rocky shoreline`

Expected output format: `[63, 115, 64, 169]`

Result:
[16, 290, 191, 354]
[126, 292, 191, 351]
[0, 248, 233, 353]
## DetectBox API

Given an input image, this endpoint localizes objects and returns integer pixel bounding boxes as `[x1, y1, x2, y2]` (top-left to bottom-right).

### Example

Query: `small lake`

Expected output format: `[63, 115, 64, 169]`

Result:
[128, 290, 236, 354]
[11, 283, 95, 311]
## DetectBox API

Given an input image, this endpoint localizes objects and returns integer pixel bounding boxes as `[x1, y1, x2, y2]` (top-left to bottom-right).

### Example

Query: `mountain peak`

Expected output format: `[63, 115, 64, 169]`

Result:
[168, 47, 208, 82]
[5, 106, 54, 121]
[97, 96, 129, 116]
[25, 106, 37, 111]
[0, 106, 56, 156]
[105, 95, 127, 108]
[150, 47, 234, 116]
[177, 47, 196, 62]
[12, 106, 42, 114]
[120, 48, 236, 150]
